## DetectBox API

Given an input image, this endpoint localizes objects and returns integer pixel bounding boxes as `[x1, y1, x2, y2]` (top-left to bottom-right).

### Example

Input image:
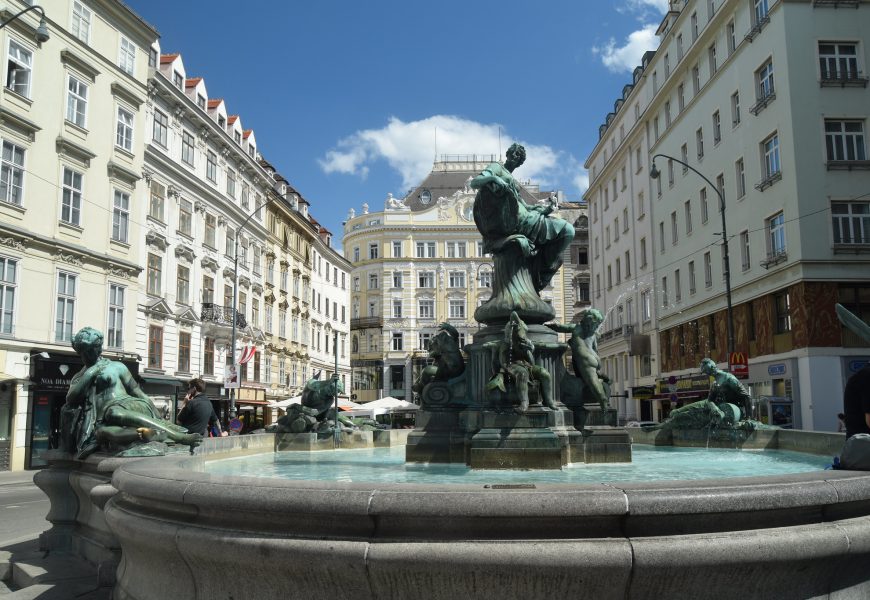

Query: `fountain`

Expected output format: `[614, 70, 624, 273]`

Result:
[30, 148, 870, 599]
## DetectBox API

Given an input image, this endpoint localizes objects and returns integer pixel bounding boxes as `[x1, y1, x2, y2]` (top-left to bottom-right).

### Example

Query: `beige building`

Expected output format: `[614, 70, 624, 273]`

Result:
[587, 0, 870, 430]
[0, 0, 157, 469]
[343, 156, 568, 403]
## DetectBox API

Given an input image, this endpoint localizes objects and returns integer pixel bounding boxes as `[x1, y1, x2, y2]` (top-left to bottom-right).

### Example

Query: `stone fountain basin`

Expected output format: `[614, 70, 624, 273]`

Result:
[104, 447, 870, 600]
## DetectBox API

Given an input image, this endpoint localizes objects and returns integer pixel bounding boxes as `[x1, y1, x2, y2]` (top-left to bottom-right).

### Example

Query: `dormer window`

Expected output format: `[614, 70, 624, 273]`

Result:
[234, 131, 241, 144]
[148, 48, 157, 68]
[421, 189, 432, 205]
[197, 94, 206, 109]
[218, 115, 226, 127]
[173, 71, 183, 89]
[248, 146, 255, 158]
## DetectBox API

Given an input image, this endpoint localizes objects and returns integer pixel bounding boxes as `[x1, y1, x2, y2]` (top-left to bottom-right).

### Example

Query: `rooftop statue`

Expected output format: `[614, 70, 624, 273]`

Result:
[61, 327, 201, 459]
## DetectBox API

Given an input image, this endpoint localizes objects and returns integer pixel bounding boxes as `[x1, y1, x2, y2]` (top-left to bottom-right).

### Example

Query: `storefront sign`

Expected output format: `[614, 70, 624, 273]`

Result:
[729, 352, 749, 380]
[631, 386, 656, 400]
[768, 363, 786, 376]
[654, 374, 712, 401]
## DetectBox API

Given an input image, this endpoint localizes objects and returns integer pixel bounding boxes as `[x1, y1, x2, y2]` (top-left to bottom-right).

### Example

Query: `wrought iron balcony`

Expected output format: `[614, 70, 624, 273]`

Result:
[200, 303, 247, 329]
[820, 70, 869, 88]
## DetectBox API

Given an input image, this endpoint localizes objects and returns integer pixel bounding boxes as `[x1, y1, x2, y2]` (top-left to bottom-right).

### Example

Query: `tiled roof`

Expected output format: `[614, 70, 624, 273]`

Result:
[160, 53, 179, 64]
[228, 115, 239, 124]
[207, 99, 223, 109]
[185, 77, 202, 88]
[243, 130, 253, 139]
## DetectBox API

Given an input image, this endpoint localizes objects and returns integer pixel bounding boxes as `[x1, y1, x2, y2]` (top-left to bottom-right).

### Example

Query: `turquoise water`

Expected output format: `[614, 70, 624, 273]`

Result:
[205, 445, 832, 484]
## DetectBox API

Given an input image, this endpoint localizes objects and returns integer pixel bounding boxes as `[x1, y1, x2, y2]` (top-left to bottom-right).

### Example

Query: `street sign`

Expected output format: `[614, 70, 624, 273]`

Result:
[729, 352, 749, 380]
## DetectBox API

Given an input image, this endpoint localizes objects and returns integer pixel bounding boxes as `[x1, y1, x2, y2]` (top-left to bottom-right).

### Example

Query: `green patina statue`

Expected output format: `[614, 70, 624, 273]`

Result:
[273, 374, 383, 433]
[470, 143, 574, 294]
[412, 322, 465, 395]
[60, 327, 201, 459]
[548, 309, 611, 410]
[701, 357, 752, 419]
[486, 311, 555, 413]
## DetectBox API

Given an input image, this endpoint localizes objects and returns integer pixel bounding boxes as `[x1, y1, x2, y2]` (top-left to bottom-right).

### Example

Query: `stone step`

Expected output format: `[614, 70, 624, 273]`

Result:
[12, 555, 96, 588]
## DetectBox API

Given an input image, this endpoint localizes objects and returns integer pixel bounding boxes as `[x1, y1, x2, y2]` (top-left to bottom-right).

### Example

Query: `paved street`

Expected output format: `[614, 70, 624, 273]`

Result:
[0, 473, 50, 549]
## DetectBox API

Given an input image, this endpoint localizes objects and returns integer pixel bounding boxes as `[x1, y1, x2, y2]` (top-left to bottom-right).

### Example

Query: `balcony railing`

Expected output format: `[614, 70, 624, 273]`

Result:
[755, 170, 782, 192]
[759, 250, 788, 269]
[351, 316, 384, 330]
[820, 70, 869, 88]
[744, 14, 770, 43]
[748, 90, 776, 115]
[200, 303, 247, 329]
[826, 159, 870, 171]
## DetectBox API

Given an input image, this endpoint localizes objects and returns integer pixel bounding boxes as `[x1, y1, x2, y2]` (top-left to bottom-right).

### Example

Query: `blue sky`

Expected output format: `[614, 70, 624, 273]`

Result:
[126, 0, 668, 239]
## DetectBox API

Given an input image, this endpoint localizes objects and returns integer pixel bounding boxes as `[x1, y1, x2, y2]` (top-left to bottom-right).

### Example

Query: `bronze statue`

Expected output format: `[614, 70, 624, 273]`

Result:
[548, 309, 610, 410]
[412, 322, 465, 394]
[61, 327, 201, 459]
[273, 374, 362, 433]
[470, 143, 574, 293]
[486, 311, 555, 412]
[700, 358, 752, 419]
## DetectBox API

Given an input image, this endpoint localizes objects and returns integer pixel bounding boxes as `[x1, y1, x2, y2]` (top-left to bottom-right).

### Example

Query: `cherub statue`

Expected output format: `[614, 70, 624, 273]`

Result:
[412, 322, 465, 394]
[548, 308, 610, 410]
[61, 327, 201, 459]
[486, 311, 555, 412]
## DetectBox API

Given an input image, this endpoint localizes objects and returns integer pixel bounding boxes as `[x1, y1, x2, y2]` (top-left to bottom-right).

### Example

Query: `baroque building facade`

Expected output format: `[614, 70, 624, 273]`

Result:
[0, 0, 157, 469]
[343, 156, 569, 404]
[587, 0, 870, 430]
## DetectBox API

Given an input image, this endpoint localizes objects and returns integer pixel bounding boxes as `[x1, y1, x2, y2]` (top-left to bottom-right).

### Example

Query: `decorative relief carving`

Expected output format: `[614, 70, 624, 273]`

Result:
[106, 266, 134, 279]
[218, 215, 227, 227]
[194, 200, 206, 214]
[167, 184, 180, 199]
[145, 230, 168, 251]
[252, 282, 264, 295]
[54, 251, 84, 266]
[222, 267, 235, 280]
[0, 237, 25, 251]
[238, 275, 251, 289]
[174, 244, 195, 263]
[201, 256, 219, 272]
[142, 169, 153, 184]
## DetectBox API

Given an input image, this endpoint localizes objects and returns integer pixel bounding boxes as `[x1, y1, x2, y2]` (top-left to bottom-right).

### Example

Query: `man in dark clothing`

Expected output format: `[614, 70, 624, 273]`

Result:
[178, 378, 221, 437]
[843, 365, 870, 438]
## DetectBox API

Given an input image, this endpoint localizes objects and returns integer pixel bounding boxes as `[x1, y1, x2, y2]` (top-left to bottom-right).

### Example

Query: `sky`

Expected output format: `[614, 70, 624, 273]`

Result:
[125, 0, 669, 241]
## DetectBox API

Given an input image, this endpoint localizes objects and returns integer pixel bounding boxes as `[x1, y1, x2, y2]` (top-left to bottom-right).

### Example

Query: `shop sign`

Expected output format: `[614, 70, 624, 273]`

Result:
[768, 363, 786, 376]
[849, 360, 869, 374]
[655, 374, 711, 395]
[631, 386, 656, 400]
[729, 352, 749, 379]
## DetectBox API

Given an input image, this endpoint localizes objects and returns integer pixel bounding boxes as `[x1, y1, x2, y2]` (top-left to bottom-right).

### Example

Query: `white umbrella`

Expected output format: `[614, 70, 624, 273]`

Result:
[366, 397, 421, 410]
[268, 395, 302, 409]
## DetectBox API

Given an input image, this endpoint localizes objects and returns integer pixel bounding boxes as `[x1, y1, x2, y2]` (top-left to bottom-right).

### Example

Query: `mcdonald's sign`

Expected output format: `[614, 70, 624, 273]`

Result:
[729, 351, 749, 380]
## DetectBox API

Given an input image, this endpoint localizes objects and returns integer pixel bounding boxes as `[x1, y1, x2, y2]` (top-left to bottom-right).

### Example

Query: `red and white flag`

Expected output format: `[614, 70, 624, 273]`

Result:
[238, 345, 257, 364]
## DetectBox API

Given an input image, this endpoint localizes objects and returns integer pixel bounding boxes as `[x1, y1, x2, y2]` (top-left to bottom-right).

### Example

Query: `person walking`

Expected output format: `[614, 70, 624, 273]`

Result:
[178, 378, 221, 437]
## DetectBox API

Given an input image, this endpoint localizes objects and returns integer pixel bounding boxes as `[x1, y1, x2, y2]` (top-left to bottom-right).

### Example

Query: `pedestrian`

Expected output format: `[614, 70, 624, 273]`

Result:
[838, 412, 847, 433]
[178, 378, 221, 437]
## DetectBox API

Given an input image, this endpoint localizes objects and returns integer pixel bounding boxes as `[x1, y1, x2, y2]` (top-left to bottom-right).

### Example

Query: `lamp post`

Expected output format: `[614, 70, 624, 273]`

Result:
[649, 153, 735, 366]
[229, 197, 274, 419]
[0, 5, 50, 42]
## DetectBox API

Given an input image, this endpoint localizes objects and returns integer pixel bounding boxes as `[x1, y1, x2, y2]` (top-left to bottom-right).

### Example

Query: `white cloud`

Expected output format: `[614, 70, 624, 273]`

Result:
[574, 170, 590, 195]
[592, 23, 659, 73]
[319, 115, 586, 196]
[621, 0, 669, 14]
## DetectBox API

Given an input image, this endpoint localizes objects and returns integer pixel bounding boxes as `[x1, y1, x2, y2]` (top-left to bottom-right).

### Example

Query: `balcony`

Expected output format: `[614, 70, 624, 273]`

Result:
[200, 303, 246, 329]
[748, 91, 776, 116]
[351, 316, 384, 330]
[760, 250, 788, 269]
[820, 70, 869, 88]
[744, 15, 770, 43]
[826, 159, 870, 171]
[755, 170, 782, 192]
[599, 324, 634, 343]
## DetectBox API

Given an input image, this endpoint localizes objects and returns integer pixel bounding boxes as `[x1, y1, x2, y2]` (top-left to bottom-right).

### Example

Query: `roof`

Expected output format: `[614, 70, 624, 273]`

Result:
[160, 53, 179, 64]
[185, 77, 202, 88]
[243, 130, 254, 139]
[403, 164, 545, 211]
[228, 115, 239, 124]
[207, 99, 223, 109]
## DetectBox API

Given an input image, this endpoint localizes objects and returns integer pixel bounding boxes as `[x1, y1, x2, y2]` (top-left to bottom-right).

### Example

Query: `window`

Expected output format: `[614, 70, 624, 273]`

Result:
[677, 83, 685, 112]
[659, 221, 665, 253]
[625, 250, 631, 277]
[727, 20, 736, 55]
[149, 180, 165, 222]
[667, 160, 674, 187]
[206, 151, 217, 182]
[0, 140, 25, 206]
[392, 271, 402, 288]
[179, 199, 192, 236]
[675, 269, 682, 303]
[61, 167, 83, 226]
[637, 191, 645, 217]
[225, 228, 235, 257]
[661, 276, 669, 307]
[671, 211, 678, 245]
[684, 200, 693, 234]
[615, 258, 621, 284]
[681, 144, 689, 174]
[677, 33, 684, 60]
[757, 60, 775, 99]
[116, 107, 134, 151]
[148, 325, 162, 369]
[446, 242, 466, 258]
[146, 253, 161, 295]
[712, 111, 721, 144]
[596, 274, 601, 298]
[418, 271, 434, 288]
[196, 94, 206, 110]
[72, 2, 92, 43]
[353, 247, 360, 262]
[66, 75, 88, 128]
[204, 214, 216, 248]
[641, 290, 651, 322]
[449, 299, 466, 319]
[112, 190, 129, 243]
[767, 212, 786, 256]
[691, 11, 699, 41]
[152, 110, 168, 147]
[700, 187, 709, 223]
[696, 127, 704, 160]
[692, 64, 700, 95]
[652, 71, 658, 92]
[173, 71, 183, 89]
[774, 291, 791, 333]
[392, 332, 403, 351]
[105, 283, 124, 348]
[640, 237, 647, 267]
[740, 230, 751, 270]
[733, 158, 746, 199]
[392, 299, 403, 318]
[392, 241, 402, 257]
[369, 243, 379, 259]
[368, 273, 378, 289]
[689, 261, 696, 294]
[664, 53, 670, 78]
[819, 42, 858, 80]
[181, 131, 195, 166]
[479, 270, 492, 288]
[176, 265, 190, 305]
[708, 43, 717, 74]
[416, 242, 435, 258]
[265, 303, 273, 332]
[251, 298, 259, 328]
[654, 117, 660, 141]
[419, 298, 434, 319]
[731, 91, 741, 127]
[202, 337, 214, 376]
[607, 265, 612, 289]
[119, 37, 136, 75]
[202, 275, 214, 304]
[762, 134, 781, 178]
[832, 201, 870, 244]
[704, 251, 713, 287]
[178, 332, 191, 372]
[754, 0, 770, 24]
[665, 101, 672, 128]
[56, 272, 77, 342]
[6, 40, 32, 97]
[449, 271, 466, 287]
[0, 257, 16, 334]
[825, 120, 866, 162]
[226, 170, 236, 198]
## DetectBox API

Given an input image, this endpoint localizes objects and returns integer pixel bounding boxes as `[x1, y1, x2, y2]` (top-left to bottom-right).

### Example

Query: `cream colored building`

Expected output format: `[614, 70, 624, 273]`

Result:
[343, 156, 568, 403]
[0, 0, 157, 469]
[587, 0, 870, 430]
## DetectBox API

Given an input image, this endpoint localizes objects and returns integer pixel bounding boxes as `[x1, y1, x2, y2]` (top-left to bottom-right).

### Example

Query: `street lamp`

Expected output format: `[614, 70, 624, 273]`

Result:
[229, 196, 275, 419]
[649, 153, 735, 366]
[0, 5, 50, 43]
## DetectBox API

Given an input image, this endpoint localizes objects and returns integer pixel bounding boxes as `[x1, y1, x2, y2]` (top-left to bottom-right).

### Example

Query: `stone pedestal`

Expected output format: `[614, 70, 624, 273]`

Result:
[578, 427, 632, 463]
[405, 411, 468, 463]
